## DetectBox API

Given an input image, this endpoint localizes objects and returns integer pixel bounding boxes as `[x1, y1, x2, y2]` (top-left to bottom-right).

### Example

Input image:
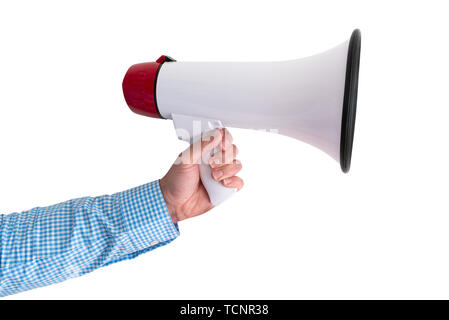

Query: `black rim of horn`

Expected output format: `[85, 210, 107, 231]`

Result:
[340, 29, 361, 173]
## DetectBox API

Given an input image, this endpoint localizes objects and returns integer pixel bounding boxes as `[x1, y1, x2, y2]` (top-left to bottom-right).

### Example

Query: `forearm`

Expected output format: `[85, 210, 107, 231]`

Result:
[0, 180, 179, 297]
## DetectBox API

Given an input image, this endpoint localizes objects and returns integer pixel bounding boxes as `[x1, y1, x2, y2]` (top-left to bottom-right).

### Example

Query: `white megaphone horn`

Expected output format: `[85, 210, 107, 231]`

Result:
[122, 29, 361, 206]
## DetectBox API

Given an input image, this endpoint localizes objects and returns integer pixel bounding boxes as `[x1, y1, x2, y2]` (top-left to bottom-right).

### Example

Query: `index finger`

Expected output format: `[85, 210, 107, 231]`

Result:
[221, 128, 233, 151]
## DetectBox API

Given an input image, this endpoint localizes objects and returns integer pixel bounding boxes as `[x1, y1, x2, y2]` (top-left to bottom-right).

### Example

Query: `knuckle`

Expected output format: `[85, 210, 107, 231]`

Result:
[234, 160, 242, 168]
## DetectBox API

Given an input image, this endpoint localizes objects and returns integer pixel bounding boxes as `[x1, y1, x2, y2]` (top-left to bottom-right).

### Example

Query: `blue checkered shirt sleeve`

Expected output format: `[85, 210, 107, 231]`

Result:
[0, 180, 179, 297]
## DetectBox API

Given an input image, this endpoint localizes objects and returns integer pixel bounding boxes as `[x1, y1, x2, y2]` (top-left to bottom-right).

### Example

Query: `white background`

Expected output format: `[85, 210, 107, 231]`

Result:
[1, 0, 448, 299]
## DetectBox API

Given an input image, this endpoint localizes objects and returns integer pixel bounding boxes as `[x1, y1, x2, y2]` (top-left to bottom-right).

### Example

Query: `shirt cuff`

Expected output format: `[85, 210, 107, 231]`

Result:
[118, 180, 179, 252]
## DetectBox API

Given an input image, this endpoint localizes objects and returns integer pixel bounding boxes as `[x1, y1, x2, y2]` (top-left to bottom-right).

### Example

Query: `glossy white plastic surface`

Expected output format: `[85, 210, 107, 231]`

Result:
[157, 40, 349, 162]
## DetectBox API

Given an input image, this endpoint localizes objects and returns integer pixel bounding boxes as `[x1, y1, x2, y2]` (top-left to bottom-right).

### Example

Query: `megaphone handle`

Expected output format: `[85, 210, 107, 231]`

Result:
[172, 113, 236, 206]
[199, 146, 236, 206]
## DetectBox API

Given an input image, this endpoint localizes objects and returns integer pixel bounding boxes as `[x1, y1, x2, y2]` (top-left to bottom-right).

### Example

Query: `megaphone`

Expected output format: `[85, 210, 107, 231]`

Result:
[122, 29, 361, 205]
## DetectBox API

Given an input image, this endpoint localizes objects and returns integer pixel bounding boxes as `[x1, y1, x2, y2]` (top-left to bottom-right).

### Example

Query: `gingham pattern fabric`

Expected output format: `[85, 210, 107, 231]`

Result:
[0, 180, 179, 297]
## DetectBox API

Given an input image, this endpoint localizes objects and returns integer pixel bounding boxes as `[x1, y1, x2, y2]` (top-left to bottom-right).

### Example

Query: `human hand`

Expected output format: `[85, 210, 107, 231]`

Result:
[159, 128, 243, 223]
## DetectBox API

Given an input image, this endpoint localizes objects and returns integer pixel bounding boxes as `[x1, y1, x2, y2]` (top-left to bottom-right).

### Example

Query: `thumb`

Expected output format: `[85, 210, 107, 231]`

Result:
[178, 129, 223, 165]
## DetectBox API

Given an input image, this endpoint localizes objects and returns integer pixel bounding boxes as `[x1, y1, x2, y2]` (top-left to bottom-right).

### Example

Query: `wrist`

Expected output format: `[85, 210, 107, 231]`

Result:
[159, 178, 178, 224]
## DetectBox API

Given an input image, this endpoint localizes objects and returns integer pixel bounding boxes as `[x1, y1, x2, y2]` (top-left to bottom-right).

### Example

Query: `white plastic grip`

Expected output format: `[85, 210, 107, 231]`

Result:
[199, 146, 236, 206]
[172, 114, 236, 206]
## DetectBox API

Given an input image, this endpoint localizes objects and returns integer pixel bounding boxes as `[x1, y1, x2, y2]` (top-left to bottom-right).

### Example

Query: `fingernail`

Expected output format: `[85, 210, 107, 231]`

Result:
[213, 170, 223, 180]
[223, 178, 232, 185]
